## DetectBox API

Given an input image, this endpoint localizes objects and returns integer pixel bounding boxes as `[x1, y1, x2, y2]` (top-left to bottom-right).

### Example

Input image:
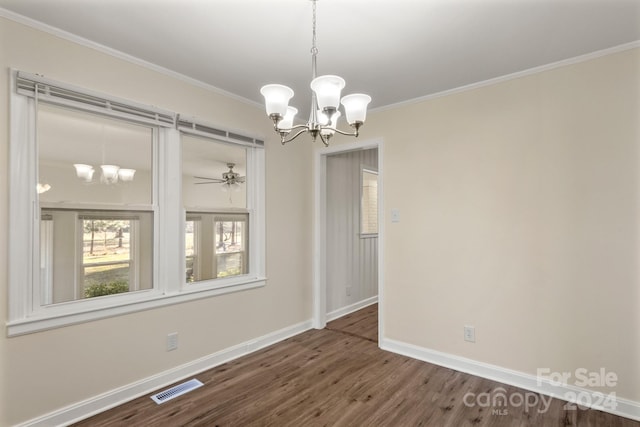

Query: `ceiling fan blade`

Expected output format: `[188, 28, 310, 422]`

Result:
[194, 176, 225, 183]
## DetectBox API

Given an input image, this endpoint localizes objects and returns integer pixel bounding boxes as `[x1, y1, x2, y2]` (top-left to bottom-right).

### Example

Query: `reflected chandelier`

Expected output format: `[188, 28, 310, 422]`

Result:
[260, 0, 371, 147]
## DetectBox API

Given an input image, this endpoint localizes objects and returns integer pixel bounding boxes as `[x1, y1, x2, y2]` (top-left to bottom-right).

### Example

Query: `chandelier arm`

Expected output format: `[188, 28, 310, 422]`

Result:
[281, 127, 310, 145]
[319, 126, 360, 138]
[276, 123, 309, 133]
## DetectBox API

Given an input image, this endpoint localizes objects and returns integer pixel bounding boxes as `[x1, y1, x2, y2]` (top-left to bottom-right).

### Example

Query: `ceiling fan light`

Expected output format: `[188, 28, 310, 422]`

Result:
[310, 75, 345, 112]
[278, 106, 298, 130]
[260, 84, 294, 118]
[341, 93, 371, 125]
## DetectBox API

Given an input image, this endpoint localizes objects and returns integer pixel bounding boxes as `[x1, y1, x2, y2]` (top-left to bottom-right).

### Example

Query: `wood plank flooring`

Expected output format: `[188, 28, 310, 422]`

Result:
[325, 303, 378, 343]
[74, 304, 638, 426]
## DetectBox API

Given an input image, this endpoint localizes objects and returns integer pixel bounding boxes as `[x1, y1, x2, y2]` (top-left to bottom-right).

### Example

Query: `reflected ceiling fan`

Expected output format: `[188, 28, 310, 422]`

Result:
[194, 163, 245, 192]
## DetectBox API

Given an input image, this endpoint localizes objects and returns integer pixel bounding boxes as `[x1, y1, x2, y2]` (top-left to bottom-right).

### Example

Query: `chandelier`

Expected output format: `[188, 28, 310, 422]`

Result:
[73, 163, 136, 184]
[260, 0, 371, 147]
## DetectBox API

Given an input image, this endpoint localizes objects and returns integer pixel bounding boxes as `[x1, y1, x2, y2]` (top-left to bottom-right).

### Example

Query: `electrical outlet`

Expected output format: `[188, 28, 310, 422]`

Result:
[346, 285, 352, 297]
[464, 326, 475, 343]
[167, 332, 178, 351]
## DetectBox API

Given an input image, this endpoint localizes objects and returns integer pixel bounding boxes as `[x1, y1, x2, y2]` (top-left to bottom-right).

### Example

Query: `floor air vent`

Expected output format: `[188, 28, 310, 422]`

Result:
[150, 379, 204, 404]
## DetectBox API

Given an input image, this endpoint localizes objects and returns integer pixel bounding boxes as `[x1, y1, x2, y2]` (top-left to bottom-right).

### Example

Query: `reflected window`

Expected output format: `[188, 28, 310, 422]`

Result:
[182, 135, 249, 284]
[40, 210, 153, 304]
[37, 104, 154, 304]
[214, 215, 248, 278]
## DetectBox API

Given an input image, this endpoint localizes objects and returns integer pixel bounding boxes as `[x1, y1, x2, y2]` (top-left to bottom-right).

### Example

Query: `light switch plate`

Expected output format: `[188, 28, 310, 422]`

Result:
[391, 209, 400, 223]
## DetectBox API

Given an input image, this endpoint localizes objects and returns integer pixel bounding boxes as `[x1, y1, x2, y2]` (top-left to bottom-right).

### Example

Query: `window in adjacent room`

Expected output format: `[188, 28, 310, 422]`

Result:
[361, 168, 379, 236]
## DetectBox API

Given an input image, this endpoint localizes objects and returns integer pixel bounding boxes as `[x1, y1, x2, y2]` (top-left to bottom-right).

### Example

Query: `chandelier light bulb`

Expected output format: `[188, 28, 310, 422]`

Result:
[317, 110, 329, 126]
[310, 75, 345, 112]
[101, 164, 120, 184]
[37, 182, 51, 194]
[320, 111, 341, 137]
[260, 84, 294, 118]
[73, 163, 95, 182]
[341, 93, 372, 125]
[118, 168, 136, 182]
[278, 106, 298, 131]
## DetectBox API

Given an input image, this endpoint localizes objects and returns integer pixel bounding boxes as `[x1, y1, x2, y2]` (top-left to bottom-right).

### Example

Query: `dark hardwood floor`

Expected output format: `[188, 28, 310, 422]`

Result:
[74, 304, 638, 426]
[325, 302, 378, 343]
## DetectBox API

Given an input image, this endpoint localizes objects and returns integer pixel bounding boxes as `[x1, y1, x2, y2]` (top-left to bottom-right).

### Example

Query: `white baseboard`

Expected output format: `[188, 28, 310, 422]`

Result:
[17, 320, 313, 427]
[380, 338, 640, 422]
[326, 295, 378, 322]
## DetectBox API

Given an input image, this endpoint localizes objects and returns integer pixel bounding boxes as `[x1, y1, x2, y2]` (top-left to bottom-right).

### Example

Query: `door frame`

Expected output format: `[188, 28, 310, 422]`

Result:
[313, 137, 384, 344]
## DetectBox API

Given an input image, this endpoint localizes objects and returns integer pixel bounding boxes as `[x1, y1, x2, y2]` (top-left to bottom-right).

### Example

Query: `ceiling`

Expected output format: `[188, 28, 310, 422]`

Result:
[1, 0, 639, 119]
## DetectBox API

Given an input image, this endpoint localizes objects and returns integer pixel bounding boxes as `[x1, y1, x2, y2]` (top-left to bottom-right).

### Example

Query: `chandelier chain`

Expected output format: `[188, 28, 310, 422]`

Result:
[259, 0, 371, 147]
[311, 0, 318, 56]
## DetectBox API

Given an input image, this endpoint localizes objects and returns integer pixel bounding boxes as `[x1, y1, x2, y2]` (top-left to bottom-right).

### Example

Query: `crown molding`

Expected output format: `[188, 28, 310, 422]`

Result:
[370, 40, 640, 114]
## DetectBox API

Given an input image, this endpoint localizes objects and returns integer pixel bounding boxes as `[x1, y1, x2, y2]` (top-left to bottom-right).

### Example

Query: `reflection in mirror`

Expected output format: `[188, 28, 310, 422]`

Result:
[185, 213, 248, 283]
[182, 134, 249, 284]
[41, 209, 153, 305]
[36, 103, 155, 305]
[37, 103, 153, 205]
[182, 134, 247, 209]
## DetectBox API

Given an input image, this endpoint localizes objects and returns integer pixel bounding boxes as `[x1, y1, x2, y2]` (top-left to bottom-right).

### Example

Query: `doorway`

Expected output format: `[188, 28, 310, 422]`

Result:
[313, 138, 383, 345]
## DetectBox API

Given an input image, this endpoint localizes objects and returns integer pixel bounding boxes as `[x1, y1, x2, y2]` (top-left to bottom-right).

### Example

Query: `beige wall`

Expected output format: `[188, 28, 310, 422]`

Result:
[0, 17, 313, 425]
[365, 48, 640, 402]
[2, 12, 638, 426]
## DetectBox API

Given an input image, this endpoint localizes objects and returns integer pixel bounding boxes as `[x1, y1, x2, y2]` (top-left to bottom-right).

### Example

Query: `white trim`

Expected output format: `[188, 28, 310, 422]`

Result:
[380, 338, 640, 422]
[0, 8, 262, 110]
[370, 41, 640, 114]
[312, 151, 327, 329]
[14, 319, 313, 427]
[313, 138, 384, 343]
[7, 71, 268, 336]
[326, 296, 378, 323]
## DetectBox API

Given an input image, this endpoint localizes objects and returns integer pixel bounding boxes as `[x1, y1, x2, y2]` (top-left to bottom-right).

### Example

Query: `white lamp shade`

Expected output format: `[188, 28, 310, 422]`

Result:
[278, 106, 298, 130]
[320, 111, 341, 136]
[260, 84, 294, 117]
[37, 183, 51, 194]
[74, 163, 94, 182]
[118, 168, 136, 182]
[101, 164, 120, 183]
[310, 75, 345, 111]
[317, 110, 329, 126]
[341, 93, 372, 125]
